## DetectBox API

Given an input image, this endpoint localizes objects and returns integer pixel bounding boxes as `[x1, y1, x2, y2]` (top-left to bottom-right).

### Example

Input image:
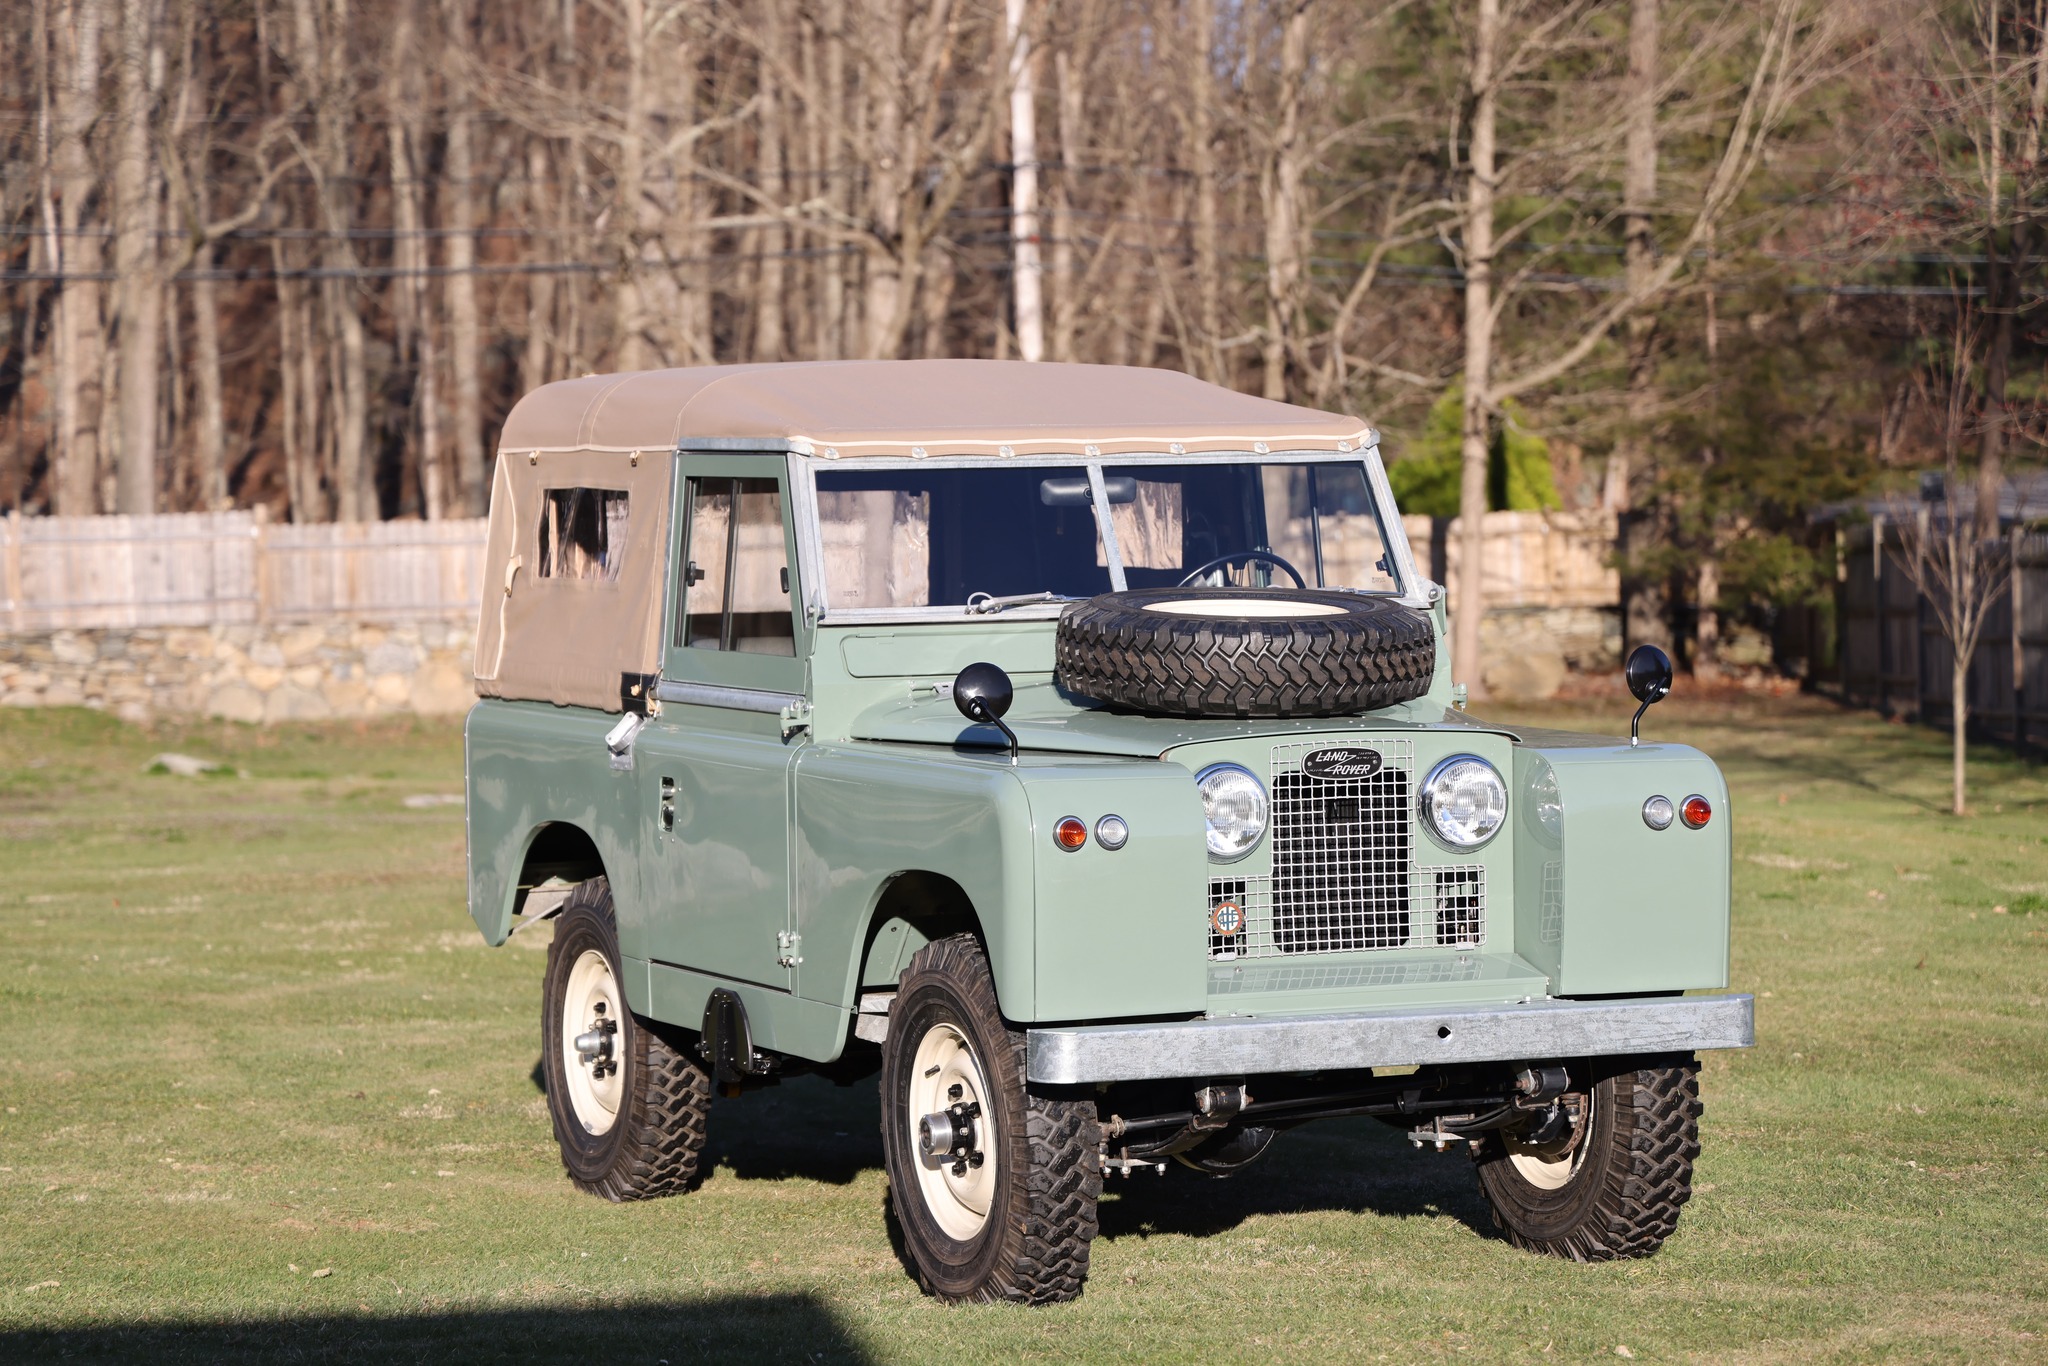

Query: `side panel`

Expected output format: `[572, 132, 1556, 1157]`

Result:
[464, 699, 650, 1002]
[792, 745, 1037, 1017]
[1523, 742, 1731, 995]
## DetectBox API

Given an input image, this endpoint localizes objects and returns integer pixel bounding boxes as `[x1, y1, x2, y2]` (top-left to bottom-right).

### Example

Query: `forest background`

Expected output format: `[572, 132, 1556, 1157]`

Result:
[3, 0, 2044, 672]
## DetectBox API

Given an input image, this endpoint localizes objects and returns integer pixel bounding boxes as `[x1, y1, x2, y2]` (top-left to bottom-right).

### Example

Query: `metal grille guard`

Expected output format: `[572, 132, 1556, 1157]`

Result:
[1025, 993, 1755, 1085]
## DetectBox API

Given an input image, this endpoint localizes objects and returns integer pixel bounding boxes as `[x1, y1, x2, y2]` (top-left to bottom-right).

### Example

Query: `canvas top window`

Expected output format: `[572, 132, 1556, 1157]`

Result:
[537, 487, 629, 582]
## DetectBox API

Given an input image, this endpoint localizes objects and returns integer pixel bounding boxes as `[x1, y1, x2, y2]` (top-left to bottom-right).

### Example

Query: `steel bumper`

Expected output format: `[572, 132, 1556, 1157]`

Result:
[1025, 993, 1755, 1085]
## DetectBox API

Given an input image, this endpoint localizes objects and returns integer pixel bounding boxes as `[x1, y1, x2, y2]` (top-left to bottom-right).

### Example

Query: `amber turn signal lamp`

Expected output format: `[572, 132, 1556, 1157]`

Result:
[1054, 816, 1089, 851]
[1680, 795, 1712, 829]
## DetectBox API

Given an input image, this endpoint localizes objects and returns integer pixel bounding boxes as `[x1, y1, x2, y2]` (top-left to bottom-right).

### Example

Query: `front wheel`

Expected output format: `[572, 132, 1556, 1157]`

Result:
[1471, 1054, 1702, 1261]
[879, 935, 1101, 1304]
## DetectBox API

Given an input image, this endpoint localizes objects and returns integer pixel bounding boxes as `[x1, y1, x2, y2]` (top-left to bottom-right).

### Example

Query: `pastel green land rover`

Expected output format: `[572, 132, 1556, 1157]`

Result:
[465, 360, 1751, 1304]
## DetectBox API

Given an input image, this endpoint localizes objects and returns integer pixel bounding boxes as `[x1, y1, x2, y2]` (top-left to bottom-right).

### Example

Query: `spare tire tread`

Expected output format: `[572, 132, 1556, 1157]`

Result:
[1056, 587, 1435, 719]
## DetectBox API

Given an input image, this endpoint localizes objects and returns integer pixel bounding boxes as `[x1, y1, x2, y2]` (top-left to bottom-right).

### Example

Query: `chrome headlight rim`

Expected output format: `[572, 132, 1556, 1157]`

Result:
[1194, 761, 1269, 863]
[1418, 753, 1508, 851]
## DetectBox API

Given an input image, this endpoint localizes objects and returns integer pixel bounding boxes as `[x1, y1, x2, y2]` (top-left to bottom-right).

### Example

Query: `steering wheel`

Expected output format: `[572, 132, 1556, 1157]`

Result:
[1177, 550, 1307, 589]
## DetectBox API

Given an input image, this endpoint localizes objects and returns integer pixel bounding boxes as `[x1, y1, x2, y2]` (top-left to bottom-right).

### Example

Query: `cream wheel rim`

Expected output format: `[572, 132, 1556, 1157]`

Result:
[1507, 1093, 1594, 1192]
[1148, 597, 1346, 618]
[907, 1021, 996, 1241]
[561, 948, 624, 1136]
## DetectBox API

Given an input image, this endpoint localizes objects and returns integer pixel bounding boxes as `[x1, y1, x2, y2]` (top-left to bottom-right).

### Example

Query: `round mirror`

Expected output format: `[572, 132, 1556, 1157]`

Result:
[1624, 645, 1673, 705]
[952, 662, 1015, 721]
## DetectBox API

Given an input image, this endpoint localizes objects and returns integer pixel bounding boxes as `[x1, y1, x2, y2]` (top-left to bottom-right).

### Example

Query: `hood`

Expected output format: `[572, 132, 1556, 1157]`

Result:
[846, 679, 1516, 759]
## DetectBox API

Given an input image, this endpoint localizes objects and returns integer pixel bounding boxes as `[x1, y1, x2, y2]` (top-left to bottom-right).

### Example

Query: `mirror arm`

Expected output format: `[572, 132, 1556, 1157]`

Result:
[1630, 695, 1652, 748]
[967, 698, 1020, 764]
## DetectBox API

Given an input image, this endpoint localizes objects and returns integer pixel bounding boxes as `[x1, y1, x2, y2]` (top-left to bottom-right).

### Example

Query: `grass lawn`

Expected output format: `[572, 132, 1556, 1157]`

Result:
[0, 694, 2043, 1363]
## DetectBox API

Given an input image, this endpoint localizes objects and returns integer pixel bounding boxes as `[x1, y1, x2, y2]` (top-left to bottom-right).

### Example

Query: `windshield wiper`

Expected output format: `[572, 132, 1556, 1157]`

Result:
[964, 591, 1076, 614]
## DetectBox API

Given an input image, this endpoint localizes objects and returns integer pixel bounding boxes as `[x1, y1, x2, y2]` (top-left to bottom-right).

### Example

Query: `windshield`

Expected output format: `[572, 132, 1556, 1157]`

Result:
[812, 459, 1400, 612]
[1100, 462, 1397, 593]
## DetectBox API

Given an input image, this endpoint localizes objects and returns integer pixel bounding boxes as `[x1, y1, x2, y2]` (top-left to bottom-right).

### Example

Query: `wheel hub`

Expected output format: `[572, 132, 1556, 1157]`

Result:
[907, 1023, 997, 1240]
[561, 949, 625, 1136]
[918, 1094, 986, 1176]
[1507, 1091, 1592, 1191]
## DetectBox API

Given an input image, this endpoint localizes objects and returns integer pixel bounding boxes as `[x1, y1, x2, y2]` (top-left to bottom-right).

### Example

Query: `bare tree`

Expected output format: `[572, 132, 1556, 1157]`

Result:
[1896, 321, 2021, 815]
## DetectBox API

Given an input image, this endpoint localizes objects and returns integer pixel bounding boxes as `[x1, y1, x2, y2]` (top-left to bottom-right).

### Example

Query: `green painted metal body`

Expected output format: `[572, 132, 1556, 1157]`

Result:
[465, 448, 1732, 1069]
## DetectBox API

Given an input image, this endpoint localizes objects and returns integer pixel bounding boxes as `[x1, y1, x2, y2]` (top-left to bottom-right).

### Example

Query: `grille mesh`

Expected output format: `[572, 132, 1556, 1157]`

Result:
[1204, 739, 1488, 960]
[1270, 739, 1413, 952]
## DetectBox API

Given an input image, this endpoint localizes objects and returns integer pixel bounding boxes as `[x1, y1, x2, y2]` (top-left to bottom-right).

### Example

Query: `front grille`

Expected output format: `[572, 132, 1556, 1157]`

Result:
[1270, 740, 1412, 952]
[1205, 738, 1488, 960]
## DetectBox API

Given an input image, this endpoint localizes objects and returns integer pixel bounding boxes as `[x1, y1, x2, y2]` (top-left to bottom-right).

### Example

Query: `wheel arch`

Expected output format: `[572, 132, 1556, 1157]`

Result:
[488, 820, 610, 940]
[855, 870, 984, 998]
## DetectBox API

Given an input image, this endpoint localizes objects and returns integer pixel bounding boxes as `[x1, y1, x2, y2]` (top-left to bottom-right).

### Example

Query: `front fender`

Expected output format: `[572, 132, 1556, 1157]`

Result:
[1510, 738, 1731, 995]
[792, 744, 1208, 1023]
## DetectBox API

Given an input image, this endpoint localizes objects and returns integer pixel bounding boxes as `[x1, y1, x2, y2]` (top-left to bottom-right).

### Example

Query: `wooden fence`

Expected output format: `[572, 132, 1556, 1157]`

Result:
[0, 512, 490, 631]
[0, 508, 1618, 634]
[1828, 520, 2048, 750]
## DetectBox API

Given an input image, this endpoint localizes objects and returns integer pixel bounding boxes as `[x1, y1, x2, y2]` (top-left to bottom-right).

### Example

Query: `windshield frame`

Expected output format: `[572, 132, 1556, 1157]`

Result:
[791, 443, 1427, 626]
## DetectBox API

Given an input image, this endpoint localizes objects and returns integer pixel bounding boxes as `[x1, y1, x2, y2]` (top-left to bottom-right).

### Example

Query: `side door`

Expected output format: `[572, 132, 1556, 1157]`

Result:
[637, 455, 808, 990]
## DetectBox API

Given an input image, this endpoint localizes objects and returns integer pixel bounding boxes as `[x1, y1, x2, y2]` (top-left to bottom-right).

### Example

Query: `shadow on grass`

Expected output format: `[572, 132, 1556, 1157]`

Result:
[705, 1076, 885, 1186]
[0, 1292, 874, 1366]
[1094, 1117, 1495, 1243]
[686, 1078, 1493, 1245]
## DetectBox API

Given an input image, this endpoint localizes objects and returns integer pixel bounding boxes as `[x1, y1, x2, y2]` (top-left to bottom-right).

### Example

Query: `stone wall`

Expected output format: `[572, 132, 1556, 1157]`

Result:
[0, 605, 1621, 722]
[1478, 605, 1623, 701]
[0, 621, 475, 724]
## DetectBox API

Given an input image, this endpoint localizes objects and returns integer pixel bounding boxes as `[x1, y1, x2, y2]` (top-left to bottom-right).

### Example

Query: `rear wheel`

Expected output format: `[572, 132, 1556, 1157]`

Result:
[880, 935, 1102, 1303]
[541, 878, 711, 1201]
[1471, 1055, 1702, 1261]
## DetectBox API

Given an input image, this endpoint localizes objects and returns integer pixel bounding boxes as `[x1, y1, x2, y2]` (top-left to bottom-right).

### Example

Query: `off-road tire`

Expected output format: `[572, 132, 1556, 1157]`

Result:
[541, 878, 711, 1201]
[880, 935, 1102, 1304]
[1055, 586, 1435, 718]
[1471, 1054, 1702, 1261]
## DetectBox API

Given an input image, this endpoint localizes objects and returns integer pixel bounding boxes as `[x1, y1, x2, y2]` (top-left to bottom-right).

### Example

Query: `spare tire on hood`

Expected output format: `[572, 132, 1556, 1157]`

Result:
[1055, 586, 1435, 719]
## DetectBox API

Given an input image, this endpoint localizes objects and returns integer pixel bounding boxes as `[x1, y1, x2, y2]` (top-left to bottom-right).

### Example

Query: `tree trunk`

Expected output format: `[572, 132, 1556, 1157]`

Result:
[1952, 656, 1968, 815]
[190, 242, 226, 508]
[112, 0, 163, 515]
[1979, 229, 2015, 542]
[1616, 0, 1671, 655]
[1453, 0, 1500, 694]
[1260, 0, 1312, 401]
[521, 139, 556, 393]
[1695, 553, 1721, 679]
[1188, 0, 1221, 382]
[817, 0, 849, 358]
[444, 98, 485, 516]
[863, 0, 908, 359]
[1006, 0, 1043, 361]
[1605, 0, 1659, 516]
[1050, 46, 1082, 363]
[51, 0, 108, 515]
[613, 0, 651, 370]
[753, 3, 787, 362]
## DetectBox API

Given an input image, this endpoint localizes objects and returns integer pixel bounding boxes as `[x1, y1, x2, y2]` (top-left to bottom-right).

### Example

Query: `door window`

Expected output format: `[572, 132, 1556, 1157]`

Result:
[678, 476, 795, 656]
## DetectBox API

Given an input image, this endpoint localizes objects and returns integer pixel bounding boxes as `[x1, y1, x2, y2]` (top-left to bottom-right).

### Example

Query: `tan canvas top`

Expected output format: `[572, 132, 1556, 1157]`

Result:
[495, 360, 1375, 459]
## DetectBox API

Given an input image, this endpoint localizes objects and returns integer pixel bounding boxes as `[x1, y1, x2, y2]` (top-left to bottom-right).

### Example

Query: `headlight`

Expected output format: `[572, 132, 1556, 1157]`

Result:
[1195, 763, 1268, 861]
[1419, 754, 1507, 849]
